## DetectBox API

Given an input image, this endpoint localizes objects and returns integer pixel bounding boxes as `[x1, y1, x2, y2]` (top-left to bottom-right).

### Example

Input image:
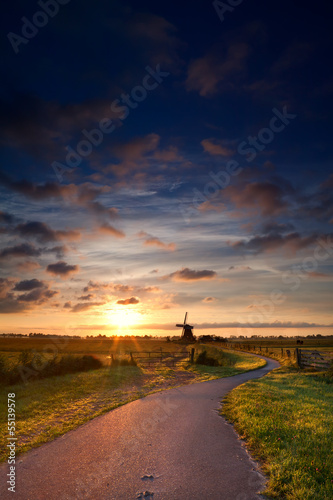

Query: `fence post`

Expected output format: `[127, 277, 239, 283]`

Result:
[296, 348, 301, 368]
[281, 348, 283, 356]
[190, 348, 195, 364]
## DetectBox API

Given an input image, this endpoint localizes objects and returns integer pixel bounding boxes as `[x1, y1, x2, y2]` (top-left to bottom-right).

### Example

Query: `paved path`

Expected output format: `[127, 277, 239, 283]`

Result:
[0, 356, 279, 500]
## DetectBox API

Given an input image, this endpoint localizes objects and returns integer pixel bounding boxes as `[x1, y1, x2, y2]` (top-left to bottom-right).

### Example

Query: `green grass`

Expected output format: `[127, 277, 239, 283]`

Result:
[186, 345, 266, 380]
[222, 367, 333, 499]
[0, 343, 267, 462]
[0, 365, 145, 462]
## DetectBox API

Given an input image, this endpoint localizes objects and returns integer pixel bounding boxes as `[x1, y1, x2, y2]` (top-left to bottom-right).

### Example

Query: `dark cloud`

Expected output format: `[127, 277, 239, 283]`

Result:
[0, 173, 118, 222]
[261, 222, 295, 235]
[78, 294, 94, 300]
[0, 171, 76, 200]
[15, 221, 81, 243]
[45, 246, 69, 259]
[0, 295, 28, 314]
[0, 243, 41, 259]
[0, 94, 118, 162]
[46, 261, 79, 278]
[18, 288, 50, 303]
[297, 173, 333, 223]
[71, 301, 105, 313]
[166, 267, 217, 281]
[0, 211, 16, 224]
[116, 297, 140, 305]
[14, 279, 46, 291]
[230, 232, 324, 254]
[0, 277, 57, 312]
[223, 181, 289, 216]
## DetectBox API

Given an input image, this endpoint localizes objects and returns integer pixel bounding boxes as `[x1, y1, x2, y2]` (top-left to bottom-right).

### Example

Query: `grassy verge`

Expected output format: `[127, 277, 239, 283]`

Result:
[186, 345, 266, 380]
[222, 366, 333, 499]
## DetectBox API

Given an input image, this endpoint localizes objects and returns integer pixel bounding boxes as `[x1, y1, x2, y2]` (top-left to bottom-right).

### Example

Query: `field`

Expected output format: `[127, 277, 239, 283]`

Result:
[0, 337, 265, 462]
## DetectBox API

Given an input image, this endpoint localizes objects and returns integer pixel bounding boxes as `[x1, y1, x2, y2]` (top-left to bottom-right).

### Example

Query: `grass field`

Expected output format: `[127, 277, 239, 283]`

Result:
[222, 366, 333, 500]
[187, 344, 266, 380]
[0, 339, 266, 462]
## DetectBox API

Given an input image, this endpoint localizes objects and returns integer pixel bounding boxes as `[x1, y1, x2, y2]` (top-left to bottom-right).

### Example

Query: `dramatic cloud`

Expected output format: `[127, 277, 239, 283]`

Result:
[15, 221, 81, 243]
[0, 243, 41, 260]
[46, 261, 79, 278]
[18, 288, 58, 303]
[223, 181, 289, 216]
[0, 173, 118, 221]
[166, 268, 217, 282]
[116, 297, 140, 305]
[231, 232, 324, 254]
[14, 279, 46, 291]
[0, 277, 58, 313]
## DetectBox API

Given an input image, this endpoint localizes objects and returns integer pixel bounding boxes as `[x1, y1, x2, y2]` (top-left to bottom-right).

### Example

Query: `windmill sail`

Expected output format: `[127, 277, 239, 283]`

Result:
[175, 312, 195, 341]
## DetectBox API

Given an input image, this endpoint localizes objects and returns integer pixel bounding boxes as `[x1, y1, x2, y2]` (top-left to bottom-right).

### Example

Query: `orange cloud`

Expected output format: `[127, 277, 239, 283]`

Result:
[116, 297, 140, 305]
[201, 139, 234, 157]
[138, 231, 176, 251]
[98, 223, 125, 238]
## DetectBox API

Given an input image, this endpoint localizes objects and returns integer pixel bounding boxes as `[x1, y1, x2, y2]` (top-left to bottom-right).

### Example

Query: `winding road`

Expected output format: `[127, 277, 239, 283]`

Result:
[0, 356, 279, 500]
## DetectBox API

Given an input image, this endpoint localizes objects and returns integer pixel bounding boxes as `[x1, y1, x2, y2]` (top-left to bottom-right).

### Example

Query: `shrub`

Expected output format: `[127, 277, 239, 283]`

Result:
[195, 350, 220, 366]
[0, 353, 103, 385]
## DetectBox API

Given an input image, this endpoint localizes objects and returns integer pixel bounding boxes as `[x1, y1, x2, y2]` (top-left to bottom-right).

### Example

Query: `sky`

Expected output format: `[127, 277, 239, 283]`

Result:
[0, 0, 333, 337]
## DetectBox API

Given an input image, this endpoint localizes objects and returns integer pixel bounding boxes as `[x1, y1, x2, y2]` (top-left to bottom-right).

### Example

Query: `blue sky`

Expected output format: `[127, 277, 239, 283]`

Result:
[0, 0, 332, 335]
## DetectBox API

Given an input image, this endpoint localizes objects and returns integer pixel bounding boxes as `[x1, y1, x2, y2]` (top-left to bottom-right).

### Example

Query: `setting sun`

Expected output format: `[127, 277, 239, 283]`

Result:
[105, 308, 142, 332]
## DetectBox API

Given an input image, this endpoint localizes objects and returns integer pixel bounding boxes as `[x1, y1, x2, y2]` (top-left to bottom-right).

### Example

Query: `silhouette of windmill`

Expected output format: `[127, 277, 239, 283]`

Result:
[176, 312, 195, 341]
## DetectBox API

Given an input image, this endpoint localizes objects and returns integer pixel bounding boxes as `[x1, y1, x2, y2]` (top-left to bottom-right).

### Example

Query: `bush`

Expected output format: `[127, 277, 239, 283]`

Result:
[0, 353, 103, 385]
[195, 350, 220, 366]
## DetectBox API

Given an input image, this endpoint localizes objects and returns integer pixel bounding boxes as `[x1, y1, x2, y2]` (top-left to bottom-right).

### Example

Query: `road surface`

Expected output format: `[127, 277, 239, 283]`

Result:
[0, 356, 279, 500]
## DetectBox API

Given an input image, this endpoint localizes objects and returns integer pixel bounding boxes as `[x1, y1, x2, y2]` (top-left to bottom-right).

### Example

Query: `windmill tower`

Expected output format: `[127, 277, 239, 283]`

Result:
[176, 312, 195, 341]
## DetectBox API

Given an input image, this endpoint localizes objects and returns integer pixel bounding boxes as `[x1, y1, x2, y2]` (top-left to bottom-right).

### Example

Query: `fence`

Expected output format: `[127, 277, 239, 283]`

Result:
[110, 350, 190, 367]
[297, 349, 333, 370]
[224, 342, 297, 360]
[223, 343, 332, 370]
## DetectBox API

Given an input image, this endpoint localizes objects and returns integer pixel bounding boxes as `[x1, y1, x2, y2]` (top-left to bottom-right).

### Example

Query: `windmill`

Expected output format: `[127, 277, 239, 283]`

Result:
[176, 312, 195, 341]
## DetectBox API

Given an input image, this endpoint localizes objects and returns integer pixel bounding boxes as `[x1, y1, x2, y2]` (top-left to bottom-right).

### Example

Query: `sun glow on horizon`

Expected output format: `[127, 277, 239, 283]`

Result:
[105, 307, 143, 332]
